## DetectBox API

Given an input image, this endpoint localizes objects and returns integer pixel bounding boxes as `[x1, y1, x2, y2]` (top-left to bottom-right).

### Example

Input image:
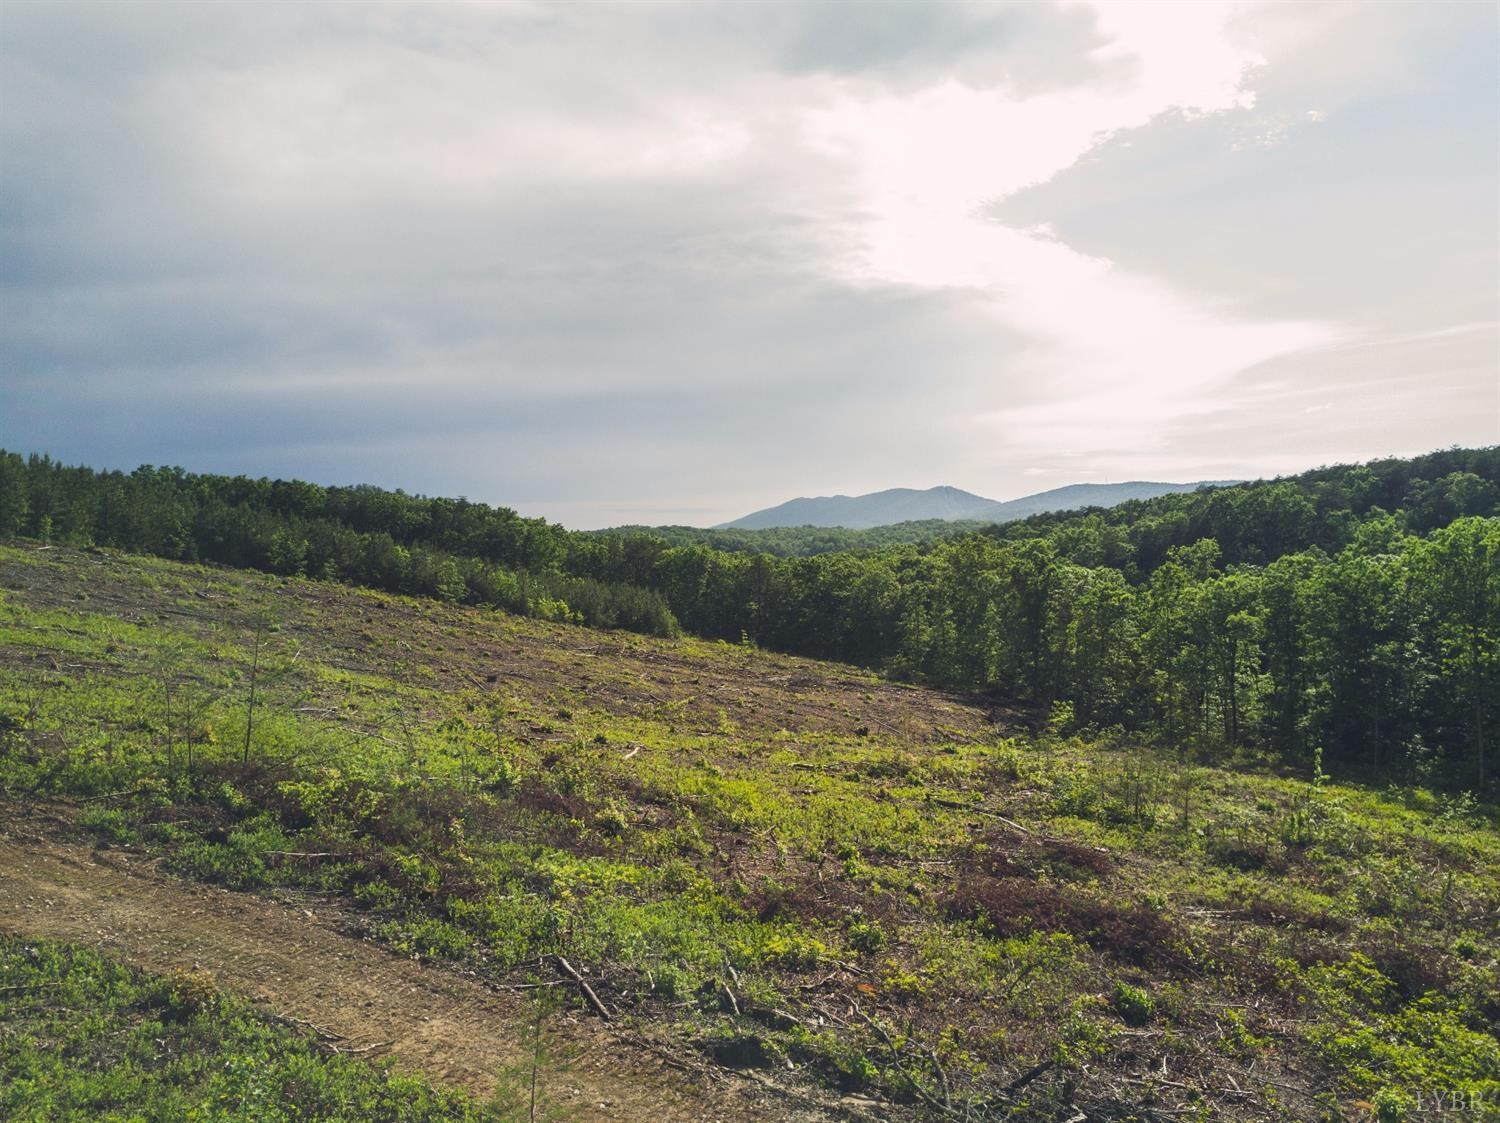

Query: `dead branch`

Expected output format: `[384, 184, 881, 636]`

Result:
[1004, 1059, 1055, 1094]
[332, 1039, 394, 1055]
[282, 1013, 345, 1041]
[798, 971, 840, 991]
[854, 1005, 951, 1117]
[553, 955, 611, 1021]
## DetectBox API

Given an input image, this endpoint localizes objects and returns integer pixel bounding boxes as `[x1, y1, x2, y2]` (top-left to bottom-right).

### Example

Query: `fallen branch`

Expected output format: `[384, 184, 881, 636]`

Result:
[921, 795, 1035, 835]
[282, 1013, 344, 1041]
[1255, 1078, 1325, 1103]
[798, 971, 840, 991]
[807, 1001, 853, 1029]
[78, 788, 137, 803]
[854, 1006, 951, 1117]
[553, 955, 611, 1021]
[919, 1040, 953, 1114]
[734, 1066, 894, 1123]
[333, 1039, 394, 1055]
[1004, 1059, 1055, 1094]
[607, 1027, 712, 1079]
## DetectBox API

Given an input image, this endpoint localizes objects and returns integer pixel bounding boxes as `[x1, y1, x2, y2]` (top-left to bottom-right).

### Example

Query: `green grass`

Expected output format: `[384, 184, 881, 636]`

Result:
[2, 542, 1498, 1119]
[0, 936, 506, 1122]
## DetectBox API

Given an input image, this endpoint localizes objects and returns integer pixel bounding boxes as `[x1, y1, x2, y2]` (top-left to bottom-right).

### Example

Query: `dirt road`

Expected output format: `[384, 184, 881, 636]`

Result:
[0, 819, 859, 1122]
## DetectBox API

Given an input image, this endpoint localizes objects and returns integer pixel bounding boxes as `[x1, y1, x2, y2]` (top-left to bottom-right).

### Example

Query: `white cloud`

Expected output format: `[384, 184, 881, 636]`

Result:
[166, 50, 763, 204]
[798, 0, 1343, 459]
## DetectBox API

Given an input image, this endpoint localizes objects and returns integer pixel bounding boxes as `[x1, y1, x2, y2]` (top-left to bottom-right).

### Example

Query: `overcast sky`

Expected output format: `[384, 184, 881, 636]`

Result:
[3, 1, 1496, 528]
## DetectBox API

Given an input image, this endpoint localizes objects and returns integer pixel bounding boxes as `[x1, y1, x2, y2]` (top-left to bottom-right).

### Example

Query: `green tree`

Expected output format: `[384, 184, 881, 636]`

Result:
[1417, 517, 1499, 788]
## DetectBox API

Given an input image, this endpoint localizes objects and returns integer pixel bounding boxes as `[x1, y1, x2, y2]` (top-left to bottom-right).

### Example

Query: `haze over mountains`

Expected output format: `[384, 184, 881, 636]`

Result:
[719, 482, 1238, 531]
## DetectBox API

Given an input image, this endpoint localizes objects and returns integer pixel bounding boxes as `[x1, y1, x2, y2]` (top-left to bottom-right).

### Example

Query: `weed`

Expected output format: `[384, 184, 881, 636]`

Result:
[1110, 981, 1154, 1026]
[79, 805, 137, 845]
[0, 935, 503, 1121]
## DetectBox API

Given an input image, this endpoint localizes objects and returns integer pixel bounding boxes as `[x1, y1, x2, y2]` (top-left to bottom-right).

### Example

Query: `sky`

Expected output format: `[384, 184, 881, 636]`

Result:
[2, 0, 1496, 529]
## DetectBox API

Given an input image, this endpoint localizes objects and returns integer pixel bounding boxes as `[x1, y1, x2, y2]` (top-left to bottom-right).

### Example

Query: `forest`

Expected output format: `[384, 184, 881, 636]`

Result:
[587, 517, 992, 557]
[2, 446, 1496, 790]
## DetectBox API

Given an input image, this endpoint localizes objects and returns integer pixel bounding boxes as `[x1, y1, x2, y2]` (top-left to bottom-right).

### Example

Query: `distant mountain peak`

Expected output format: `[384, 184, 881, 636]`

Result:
[718, 481, 1235, 530]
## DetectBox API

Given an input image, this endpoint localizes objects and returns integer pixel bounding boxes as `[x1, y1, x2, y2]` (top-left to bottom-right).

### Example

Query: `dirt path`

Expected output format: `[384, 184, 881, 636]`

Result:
[0, 823, 857, 1122]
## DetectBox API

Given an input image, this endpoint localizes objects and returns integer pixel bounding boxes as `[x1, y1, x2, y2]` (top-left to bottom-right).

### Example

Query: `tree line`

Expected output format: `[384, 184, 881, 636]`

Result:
[2, 447, 1495, 788]
[0, 456, 678, 637]
[590, 518, 993, 557]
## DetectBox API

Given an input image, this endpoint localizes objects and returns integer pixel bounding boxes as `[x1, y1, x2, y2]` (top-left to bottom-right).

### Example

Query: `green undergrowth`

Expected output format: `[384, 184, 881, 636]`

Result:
[2, 544, 1498, 1119]
[0, 936, 507, 1122]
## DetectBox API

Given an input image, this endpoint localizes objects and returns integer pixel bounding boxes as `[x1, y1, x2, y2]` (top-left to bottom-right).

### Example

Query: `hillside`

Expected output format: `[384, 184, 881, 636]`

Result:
[4, 448, 1498, 791]
[718, 481, 1234, 530]
[2, 542, 1497, 1120]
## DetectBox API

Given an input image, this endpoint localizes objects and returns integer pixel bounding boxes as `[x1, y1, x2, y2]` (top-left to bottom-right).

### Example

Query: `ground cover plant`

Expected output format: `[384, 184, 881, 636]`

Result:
[0, 935, 513, 1122]
[2, 542, 1497, 1120]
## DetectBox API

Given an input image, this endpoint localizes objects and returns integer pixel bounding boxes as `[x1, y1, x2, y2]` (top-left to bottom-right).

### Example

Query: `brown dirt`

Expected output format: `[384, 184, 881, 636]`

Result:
[0, 542, 999, 745]
[0, 812, 874, 1123]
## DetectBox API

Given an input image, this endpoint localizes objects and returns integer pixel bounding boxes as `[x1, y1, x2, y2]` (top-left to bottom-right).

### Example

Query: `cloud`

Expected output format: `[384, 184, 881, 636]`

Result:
[1, 0, 1493, 526]
[801, 2, 1345, 460]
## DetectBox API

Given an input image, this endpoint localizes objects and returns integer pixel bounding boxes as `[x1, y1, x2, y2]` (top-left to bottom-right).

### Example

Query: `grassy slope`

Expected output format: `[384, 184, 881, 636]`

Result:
[1, 542, 1497, 1121]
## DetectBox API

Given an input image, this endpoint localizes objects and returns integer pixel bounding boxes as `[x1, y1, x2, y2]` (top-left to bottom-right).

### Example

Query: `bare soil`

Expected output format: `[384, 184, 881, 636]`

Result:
[0, 806, 871, 1122]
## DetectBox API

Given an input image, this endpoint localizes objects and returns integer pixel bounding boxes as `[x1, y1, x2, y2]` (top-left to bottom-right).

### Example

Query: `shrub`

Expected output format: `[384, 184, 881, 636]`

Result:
[162, 967, 220, 1021]
[79, 806, 137, 845]
[595, 805, 629, 837]
[969, 828, 1111, 880]
[377, 914, 474, 959]
[1111, 981, 1154, 1026]
[847, 919, 888, 955]
[947, 878, 1187, 969]
[1373, 1088, 1412, 1122]
[352, 878, 402, 911]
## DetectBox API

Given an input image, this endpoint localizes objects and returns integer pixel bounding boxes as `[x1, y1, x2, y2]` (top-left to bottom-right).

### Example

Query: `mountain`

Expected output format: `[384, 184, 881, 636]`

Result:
[718, 481, 1238, 530]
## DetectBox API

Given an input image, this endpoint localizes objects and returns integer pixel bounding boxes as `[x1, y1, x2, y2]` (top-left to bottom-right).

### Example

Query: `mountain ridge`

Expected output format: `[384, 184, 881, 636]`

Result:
[719, 480, 1240, 530]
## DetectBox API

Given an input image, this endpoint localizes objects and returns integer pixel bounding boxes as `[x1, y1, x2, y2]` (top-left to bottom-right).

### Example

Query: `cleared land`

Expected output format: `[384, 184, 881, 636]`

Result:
[2, 542, 1497, 1121]
[0, 812, 832, 1122]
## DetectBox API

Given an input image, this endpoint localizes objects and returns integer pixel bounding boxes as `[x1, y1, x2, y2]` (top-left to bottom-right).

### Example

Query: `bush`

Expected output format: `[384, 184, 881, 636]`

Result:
[79, 806, 137, 845]
[595, 805, 629, 837]
[1373, 1088, 1413, 1122]
[947, 878, 1188, 969]
[1111, 981, 1155, 1026]
[847, 919, 888, 955]
[377, 914, 474, 959]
